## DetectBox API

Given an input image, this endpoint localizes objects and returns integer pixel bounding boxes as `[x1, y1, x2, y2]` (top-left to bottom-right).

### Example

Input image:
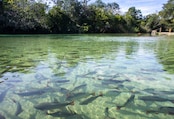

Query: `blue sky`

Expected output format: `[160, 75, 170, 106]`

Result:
[90, 0, 168, 15]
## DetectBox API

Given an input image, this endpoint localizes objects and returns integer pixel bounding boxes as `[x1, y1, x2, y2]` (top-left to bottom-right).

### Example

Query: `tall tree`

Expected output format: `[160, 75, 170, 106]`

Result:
[126, 7, 142, 20]
[106, 2, 120, 14]
[93, 0, 105, 8]
[145, 14, 161, 32]
[0, 0, 48, 33]
[81, 0, 90, 6]
[47, 6, 77, 33]
[159, 0, 174, 32]
[124, 7, 143, 32]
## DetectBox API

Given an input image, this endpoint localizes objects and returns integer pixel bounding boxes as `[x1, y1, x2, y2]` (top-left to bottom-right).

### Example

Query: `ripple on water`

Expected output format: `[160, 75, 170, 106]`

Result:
[1, 35, 174, 119]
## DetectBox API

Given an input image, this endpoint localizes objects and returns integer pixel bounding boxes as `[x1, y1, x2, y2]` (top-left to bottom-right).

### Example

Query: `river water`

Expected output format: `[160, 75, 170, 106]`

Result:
[0, 34, 174, 119]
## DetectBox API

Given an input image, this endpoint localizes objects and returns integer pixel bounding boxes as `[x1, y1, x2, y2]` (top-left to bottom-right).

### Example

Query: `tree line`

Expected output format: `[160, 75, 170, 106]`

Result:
[0, 0, 173, 34]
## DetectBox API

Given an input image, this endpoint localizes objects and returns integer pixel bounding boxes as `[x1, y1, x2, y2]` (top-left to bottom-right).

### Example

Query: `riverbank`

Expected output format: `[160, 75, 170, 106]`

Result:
[158, 32, 174, 36]
[151, 30, 174, 36]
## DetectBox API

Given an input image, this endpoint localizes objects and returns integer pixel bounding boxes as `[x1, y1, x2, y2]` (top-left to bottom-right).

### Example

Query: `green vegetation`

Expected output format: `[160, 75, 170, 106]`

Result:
[159, 0, 174, 32]
[0, 0, 173, 34]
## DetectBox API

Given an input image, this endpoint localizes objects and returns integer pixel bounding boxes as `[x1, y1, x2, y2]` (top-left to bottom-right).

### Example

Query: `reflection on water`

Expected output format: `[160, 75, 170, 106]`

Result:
[156, 36, 174, 74]
[0, 35, 174, 119]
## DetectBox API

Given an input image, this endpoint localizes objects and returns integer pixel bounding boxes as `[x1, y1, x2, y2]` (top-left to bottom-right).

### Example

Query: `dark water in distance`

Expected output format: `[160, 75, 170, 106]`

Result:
[0, 34, 174, 119]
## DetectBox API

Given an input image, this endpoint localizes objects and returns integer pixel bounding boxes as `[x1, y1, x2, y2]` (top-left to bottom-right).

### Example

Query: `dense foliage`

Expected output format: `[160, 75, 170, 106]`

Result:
[0, 0, 173, 34]
[159, 0, 174, 32]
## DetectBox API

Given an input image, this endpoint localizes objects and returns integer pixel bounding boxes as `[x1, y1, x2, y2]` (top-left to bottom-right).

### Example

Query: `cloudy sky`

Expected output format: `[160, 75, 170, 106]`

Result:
[90, 0, 168, 15]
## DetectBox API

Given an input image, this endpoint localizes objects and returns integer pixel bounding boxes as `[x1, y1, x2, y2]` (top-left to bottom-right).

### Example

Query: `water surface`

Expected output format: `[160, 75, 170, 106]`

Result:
[0, 34, 174, 119]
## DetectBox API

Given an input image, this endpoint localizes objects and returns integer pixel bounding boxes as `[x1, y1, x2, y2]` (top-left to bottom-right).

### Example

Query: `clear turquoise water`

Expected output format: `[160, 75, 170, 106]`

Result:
[0, 35, 174, 119]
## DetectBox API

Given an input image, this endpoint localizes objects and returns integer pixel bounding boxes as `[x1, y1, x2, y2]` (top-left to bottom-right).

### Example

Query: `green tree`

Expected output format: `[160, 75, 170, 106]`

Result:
[107, 14, 127, 33]
[106, 2, 120, 15]
[1, 0, 154, 33]
[0, 0, 48, 33]
[145, 14, 161, 32]
[159, 0, 174, 32]
[82, 0, 91, 6]
[76, 1, 109, 33]
[47, 6, 77, 33]
[93, 0, 106, 8]
[124, 7, 143, 32]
